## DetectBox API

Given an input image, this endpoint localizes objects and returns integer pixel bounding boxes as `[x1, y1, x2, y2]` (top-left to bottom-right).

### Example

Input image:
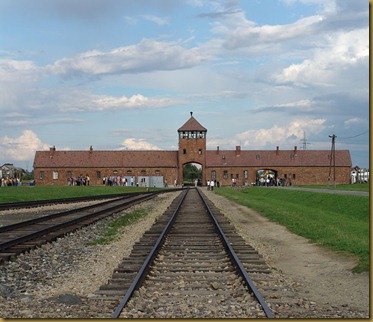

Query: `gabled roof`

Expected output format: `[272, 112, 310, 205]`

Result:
[206, 149, 352, 167]
[33, 150, 178, 168]
[178, 114, 207, 132]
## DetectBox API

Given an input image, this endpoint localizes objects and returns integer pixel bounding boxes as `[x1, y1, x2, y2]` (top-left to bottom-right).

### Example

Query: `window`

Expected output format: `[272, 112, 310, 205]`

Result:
[96, 171, 101, 179]
[290, 153, 295, 160]
[190, 131, 195, 138]
[198, 149, 202, 155]
[183, 149, 186, 154]
[67, 171, 72, 178]
[126, 170, 132, 175]
[39, 171, 44, 180]
[52, 171, 59, 180]
[198, 132, 204, 138]
[293, 174, 296, 179]
[155, 170, 160, 176]
[211, 171, 216, 180]
[223, 171, 228, 179]
[256, 154, 260, 160]
[141, 170, 146, 175]
[244, 170, 248, 179]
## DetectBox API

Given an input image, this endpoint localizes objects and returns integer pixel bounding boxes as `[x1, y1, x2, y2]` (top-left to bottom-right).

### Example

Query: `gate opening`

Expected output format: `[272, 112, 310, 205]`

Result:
[183, 163, 202, 186]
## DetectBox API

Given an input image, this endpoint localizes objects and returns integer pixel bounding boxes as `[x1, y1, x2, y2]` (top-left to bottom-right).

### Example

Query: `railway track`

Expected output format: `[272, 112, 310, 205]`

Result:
[0, 191, 171, 211]
[95, 188, 274, 318]
[0, 191, 166, 264]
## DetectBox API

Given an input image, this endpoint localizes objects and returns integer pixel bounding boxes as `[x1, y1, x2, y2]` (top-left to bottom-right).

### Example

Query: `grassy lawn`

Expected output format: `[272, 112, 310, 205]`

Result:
[0, 185, 162, 203]
[215, 186, 369, 272]
[296, 183, 369, 192]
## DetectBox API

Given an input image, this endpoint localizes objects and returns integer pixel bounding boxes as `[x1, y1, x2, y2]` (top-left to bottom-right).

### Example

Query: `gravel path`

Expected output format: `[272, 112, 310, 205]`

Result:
[0, 189, 369, 318]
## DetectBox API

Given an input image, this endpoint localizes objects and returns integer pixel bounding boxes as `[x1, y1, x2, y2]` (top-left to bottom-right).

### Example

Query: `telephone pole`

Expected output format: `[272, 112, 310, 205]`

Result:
[300, 131, 310, 150]
[328, 134, 337, 189]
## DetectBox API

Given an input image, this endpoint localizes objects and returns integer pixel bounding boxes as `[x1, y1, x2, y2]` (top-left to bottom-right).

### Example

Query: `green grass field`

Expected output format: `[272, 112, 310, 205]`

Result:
[214, 186, 369, 272]
[0, 185, 160, 203]
[296, 183, 369, 192]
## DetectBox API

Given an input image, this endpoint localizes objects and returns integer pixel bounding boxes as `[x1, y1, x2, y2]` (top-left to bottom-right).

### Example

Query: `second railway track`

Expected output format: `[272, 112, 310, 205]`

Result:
[0, 192, 165, 264]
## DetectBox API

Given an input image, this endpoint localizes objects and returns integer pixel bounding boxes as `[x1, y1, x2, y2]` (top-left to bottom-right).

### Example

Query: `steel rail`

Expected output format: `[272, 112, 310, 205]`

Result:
[196, 188, 274, 318]
[111, 188, 189, 318]
[0, 193, 157, 252]
[0, 196, 125, 233]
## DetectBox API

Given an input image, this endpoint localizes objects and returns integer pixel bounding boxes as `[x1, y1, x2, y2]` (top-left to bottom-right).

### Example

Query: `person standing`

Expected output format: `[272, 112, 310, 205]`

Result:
[210, 179, 215, 191]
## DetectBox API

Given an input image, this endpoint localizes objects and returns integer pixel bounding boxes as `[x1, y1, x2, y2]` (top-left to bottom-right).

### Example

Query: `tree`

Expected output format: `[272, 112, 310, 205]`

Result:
[183, 163, 201, 182]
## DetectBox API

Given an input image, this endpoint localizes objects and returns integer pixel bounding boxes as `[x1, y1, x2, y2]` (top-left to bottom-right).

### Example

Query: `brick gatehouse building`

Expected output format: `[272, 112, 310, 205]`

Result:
[33, 113, 352, 186]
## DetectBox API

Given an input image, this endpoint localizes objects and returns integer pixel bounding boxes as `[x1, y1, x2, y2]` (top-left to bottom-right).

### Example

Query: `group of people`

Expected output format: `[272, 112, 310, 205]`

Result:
[67, 175, 90, 186]
[206, 180, 217, 191]
[102, 176, 134, 187]
[1, 177, 21, 187]
[255, 176, 290, 187]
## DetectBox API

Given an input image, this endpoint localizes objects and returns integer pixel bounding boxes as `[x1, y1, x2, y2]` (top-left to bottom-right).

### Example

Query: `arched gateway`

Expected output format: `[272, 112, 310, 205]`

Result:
[33, 113, 352, 186]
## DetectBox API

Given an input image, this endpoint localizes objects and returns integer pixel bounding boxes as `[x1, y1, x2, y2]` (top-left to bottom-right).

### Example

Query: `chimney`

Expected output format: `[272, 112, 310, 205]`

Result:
[216, 146, 220, 154]
[294, 146, 298, 153]
[49, 146, 56, 159]
[235, 146, 241, 156]
[276, 146, 279, 155]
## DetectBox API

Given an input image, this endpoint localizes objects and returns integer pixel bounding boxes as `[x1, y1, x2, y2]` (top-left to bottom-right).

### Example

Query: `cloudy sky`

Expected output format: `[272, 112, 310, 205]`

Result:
[0, 0, 369, 171]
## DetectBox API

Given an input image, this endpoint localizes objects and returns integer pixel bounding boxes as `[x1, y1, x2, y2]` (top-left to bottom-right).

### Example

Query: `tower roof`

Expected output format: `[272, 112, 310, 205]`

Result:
[178, 112, 207, 132]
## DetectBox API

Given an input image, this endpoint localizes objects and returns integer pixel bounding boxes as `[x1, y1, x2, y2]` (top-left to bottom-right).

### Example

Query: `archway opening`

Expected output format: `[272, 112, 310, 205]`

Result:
[256, 169, 279, 186]
[183, 163, 202, 186]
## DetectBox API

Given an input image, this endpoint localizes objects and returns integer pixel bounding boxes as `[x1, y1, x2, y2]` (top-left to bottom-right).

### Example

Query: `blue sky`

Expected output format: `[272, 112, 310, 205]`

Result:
[0, 0, 369, 171]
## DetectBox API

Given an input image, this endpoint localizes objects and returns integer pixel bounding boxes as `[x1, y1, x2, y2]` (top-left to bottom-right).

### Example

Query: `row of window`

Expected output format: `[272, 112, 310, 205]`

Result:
[39, 169, 162, 180]
[39, 170, 297, 181]
[209, 171, 296, 180]
[183, 149, 202, 155]
[210, 170, 249, 180]
[179, 131, 205, 139]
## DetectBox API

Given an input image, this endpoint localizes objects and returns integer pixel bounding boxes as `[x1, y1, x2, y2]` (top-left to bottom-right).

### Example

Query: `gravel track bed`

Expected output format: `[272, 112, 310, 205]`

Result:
[0, 199, 117, 228]
[0, 189, 369, 318]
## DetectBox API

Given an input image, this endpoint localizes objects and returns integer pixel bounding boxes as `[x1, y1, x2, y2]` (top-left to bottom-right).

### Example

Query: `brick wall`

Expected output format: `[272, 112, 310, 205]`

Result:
[205, 166, 351, 186]
[34, 167, 178, 186]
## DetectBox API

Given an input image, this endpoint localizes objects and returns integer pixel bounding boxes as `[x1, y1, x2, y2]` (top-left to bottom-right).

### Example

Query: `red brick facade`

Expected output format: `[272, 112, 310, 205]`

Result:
[33, 114, 352, 186]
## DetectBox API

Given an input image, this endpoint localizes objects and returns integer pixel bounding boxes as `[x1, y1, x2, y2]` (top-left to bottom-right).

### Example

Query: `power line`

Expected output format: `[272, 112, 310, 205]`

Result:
[338, 130, 369, 140]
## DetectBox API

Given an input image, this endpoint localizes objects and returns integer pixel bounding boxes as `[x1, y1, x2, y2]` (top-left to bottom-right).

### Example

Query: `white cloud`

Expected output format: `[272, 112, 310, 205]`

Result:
[120, 138, 161, 150]
[142, 14, 169, 25]
[0, 59, 44, 112]
[91, 94, 182, 111]
[235, 118, 326, 148]
[274, 28, 368, 87]
[57, 91, 185, 112]
[0, 130, 50, 161]
[344, 117, 365, 129]
[222, 15, 324, 50]
[46, 39, 212, 78]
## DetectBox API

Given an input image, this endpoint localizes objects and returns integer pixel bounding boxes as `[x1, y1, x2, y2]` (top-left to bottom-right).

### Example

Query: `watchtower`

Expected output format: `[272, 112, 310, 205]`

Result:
[177, 112, 207, 185]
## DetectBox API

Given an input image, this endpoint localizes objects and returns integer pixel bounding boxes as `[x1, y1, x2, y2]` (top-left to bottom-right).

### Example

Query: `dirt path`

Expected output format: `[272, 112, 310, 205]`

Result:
[203, 189, 369, 314]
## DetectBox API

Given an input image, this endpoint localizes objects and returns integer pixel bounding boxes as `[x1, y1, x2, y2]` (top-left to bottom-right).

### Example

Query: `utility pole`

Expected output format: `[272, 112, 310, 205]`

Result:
[300, 131, 310, 150]
[328, 134, 337, 189]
